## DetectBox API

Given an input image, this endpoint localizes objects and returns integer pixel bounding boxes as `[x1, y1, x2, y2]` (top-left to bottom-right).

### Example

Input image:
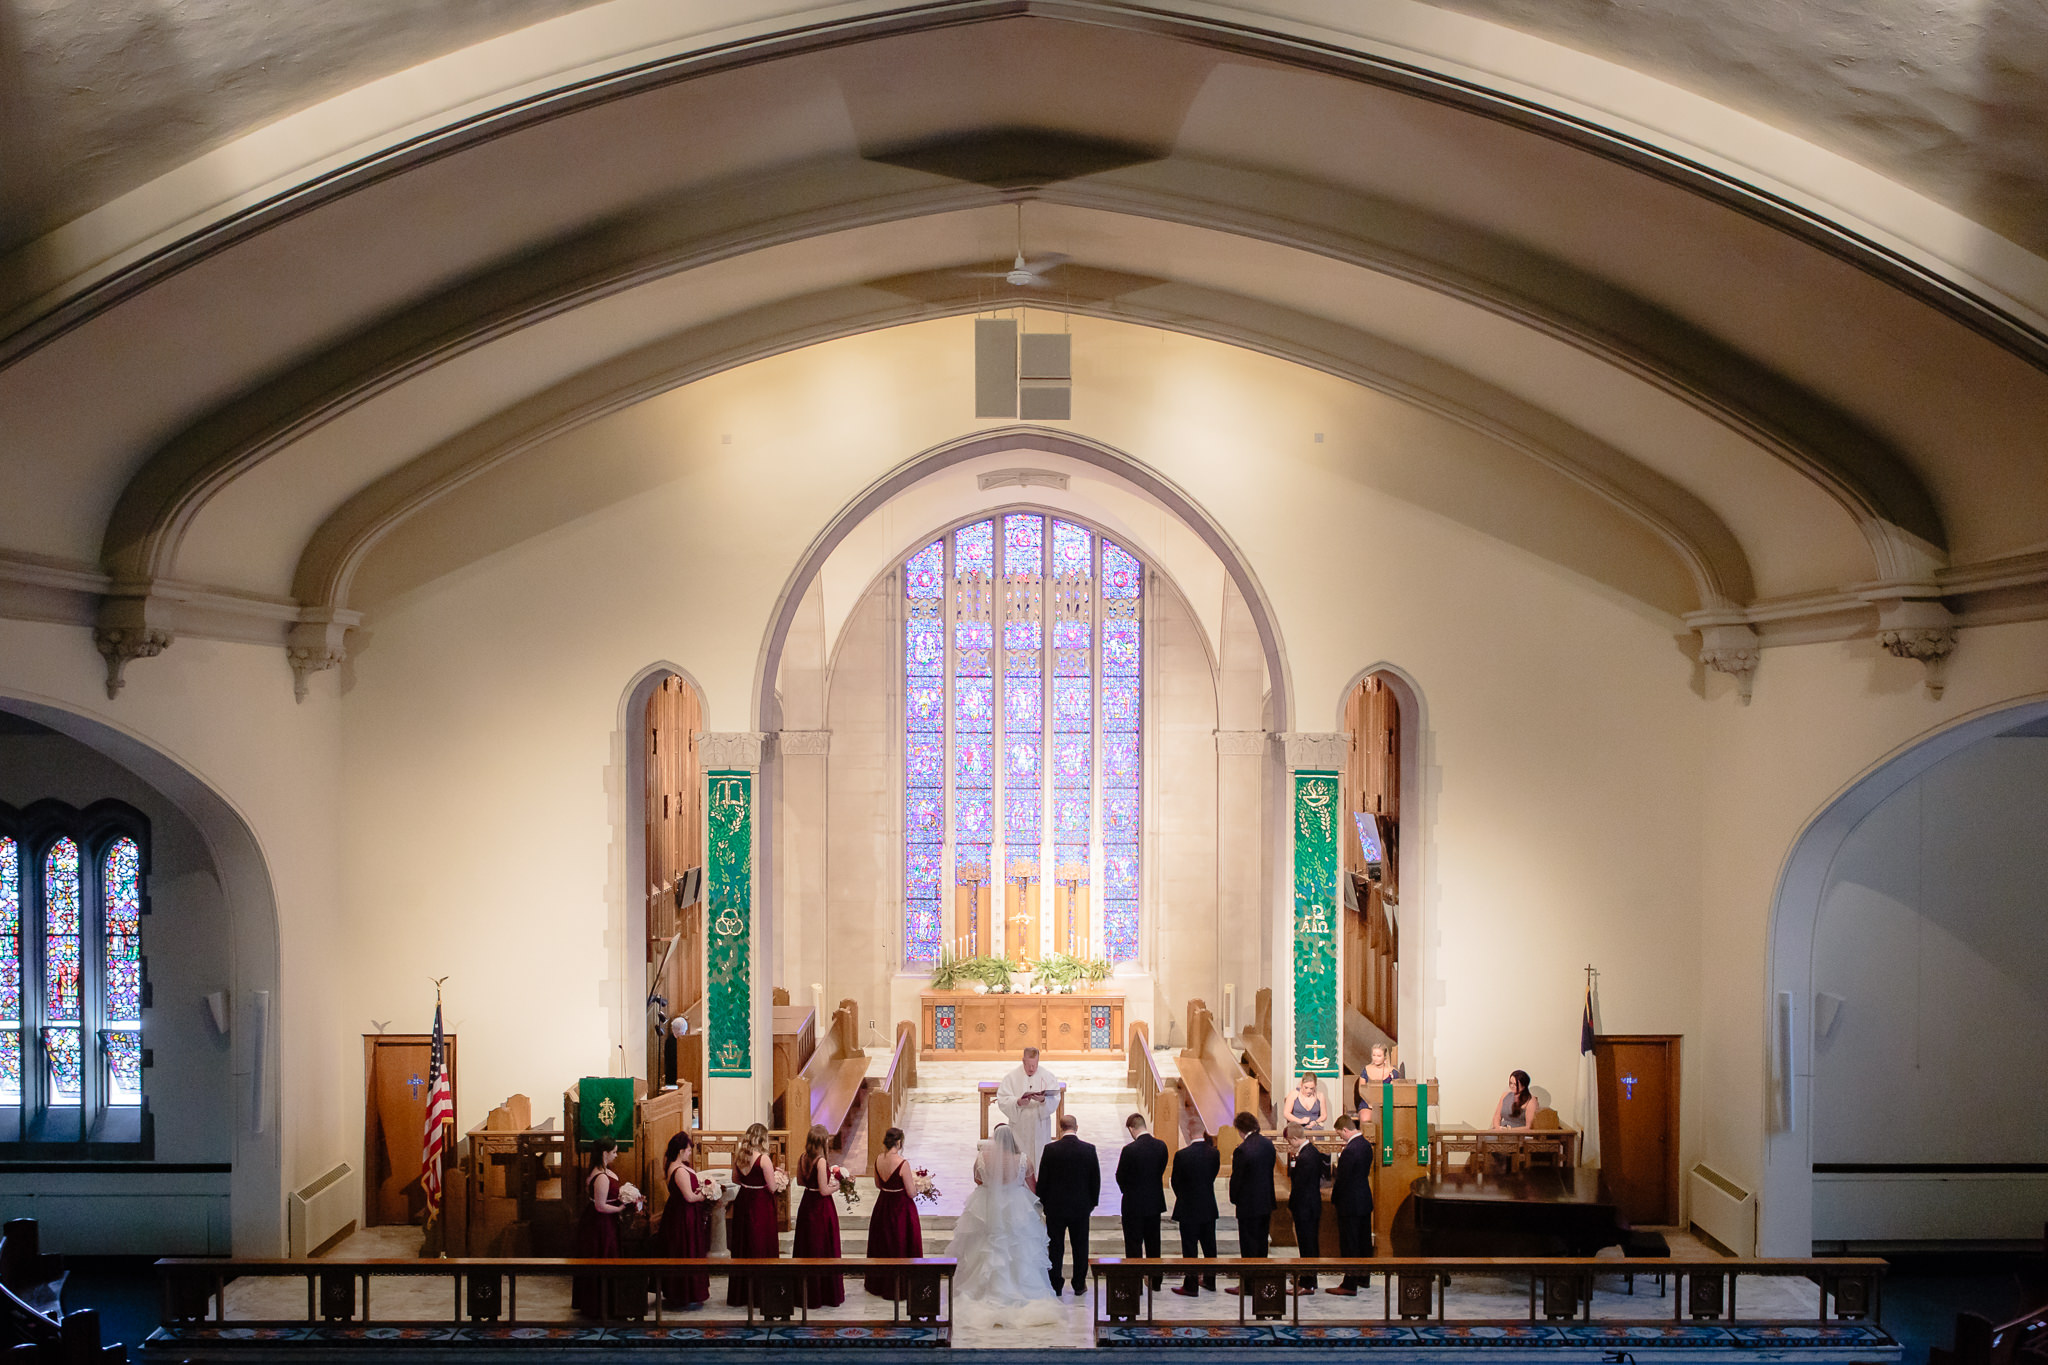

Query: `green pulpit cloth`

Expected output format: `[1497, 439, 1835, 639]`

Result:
[578, 1077, 635, 1149]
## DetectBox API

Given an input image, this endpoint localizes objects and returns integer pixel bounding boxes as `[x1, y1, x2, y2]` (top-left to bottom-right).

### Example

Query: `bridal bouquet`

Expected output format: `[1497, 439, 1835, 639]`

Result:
[616, 1181, 647, 1210]
[912, 1168, 941, 1205]
[832, 1164, 860, 1206]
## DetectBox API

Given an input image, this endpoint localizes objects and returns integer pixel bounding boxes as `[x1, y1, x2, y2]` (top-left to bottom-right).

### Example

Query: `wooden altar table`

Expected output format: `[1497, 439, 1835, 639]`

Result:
[919, 989, 1124, 1061]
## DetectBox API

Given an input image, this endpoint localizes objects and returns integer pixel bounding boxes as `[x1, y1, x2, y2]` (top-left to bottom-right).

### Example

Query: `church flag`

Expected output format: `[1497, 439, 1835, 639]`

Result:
[1574, 978, 1601, 1166]
[420, 1003, 453, 1215]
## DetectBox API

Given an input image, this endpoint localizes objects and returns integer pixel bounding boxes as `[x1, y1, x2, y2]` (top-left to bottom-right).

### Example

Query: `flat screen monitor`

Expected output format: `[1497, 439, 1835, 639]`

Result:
[1353, 812, 1386, 879]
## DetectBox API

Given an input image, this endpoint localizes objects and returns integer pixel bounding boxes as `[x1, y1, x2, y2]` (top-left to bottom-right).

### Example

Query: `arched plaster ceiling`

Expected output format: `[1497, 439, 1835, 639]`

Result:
[0, 2, 2045, 701]
[5, 0, 2044, 260]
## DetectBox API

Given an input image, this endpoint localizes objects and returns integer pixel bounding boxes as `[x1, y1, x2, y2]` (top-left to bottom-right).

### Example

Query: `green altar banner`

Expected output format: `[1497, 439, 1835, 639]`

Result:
[707, 768, 753, 1079]
[1293, 769, 1340, 1079]
[577, 1077, 635, 1148]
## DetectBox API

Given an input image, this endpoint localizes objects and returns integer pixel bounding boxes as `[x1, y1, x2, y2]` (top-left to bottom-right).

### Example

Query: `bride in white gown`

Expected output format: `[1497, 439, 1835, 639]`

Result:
[950, 1123, 1062, 1327]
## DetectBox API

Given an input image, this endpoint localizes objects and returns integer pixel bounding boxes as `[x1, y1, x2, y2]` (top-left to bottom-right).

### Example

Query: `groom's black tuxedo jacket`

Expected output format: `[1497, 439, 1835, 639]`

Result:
[1037, 1134, 1100, 1220]
[1115, 1133, 1170, 1218]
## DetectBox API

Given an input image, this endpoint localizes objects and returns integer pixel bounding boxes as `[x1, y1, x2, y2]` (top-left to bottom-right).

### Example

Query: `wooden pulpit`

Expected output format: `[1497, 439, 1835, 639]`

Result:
[1368, 1080, 1435, 1257]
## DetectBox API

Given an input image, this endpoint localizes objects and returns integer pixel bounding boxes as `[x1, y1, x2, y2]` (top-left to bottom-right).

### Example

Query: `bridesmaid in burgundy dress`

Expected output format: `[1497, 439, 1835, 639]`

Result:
[572, 1141, 638, 1316]
[726, 1123, 781, 1307]
[792, 1124, 845, 1307]
[861, 1126, 924, 1300]
[657, 1131, 712, 1310]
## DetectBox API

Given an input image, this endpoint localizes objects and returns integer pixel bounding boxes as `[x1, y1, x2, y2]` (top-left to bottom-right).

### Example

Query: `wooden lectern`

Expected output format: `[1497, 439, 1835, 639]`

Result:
[1369, 1080, 1435, 1256]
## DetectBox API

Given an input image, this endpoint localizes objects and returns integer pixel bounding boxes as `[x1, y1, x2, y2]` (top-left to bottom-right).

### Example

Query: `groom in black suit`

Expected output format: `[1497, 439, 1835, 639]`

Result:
[1037, 1114, 1100, 1295]
[1115, 1112, 1170, 1290]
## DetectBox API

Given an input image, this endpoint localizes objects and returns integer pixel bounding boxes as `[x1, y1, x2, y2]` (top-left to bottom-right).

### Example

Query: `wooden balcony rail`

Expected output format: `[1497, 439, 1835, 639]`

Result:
[1086, 1255, 1885, 1332]
[154, 1256, 957, 1341]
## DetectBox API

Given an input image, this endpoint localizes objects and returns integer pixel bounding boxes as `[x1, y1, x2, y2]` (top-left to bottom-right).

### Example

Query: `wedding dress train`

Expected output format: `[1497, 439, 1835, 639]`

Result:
[949, 1125, 1063, 1328]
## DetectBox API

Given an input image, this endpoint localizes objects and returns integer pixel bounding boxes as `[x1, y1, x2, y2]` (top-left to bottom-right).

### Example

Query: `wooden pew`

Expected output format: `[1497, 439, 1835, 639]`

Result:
[1174, 998, 1257, 1165]
[785, 997, 868, 1150]
[864, 1022, 917, 1176]
[770, 1003, 817, 1130]
[1128, 1022, 1181, 1166]
[0, 1220, 124, 1365]
[1237, 987, 1277, 1117]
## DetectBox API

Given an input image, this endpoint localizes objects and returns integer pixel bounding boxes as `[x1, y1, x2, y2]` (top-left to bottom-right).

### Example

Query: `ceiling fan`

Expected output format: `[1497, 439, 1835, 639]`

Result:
[968, 205, 1068, 288]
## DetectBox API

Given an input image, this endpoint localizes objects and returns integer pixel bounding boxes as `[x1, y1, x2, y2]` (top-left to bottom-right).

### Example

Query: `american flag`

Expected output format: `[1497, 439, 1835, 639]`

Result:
[420, 1003, 453, 1216]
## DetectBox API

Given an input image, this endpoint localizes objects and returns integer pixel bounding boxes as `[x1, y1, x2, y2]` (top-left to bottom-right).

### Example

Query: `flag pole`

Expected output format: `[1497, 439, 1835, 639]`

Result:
[1577, 964, 1601, 1167]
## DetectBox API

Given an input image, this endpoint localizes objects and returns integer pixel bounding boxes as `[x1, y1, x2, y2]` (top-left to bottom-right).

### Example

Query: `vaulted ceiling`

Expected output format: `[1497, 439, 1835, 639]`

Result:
[1, 0, 2044, 701]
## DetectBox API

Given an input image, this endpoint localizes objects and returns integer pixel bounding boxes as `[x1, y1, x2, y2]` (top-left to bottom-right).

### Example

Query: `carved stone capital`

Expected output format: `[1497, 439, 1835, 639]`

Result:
[1277, 731, 1350, 772]
[285, 613, 357, 703]
[1696, 621, 1762, 705]
[1214, 729, 1269, 757]
[1873, 593, 1957, 699]
[777, 729, 831, 757]
[93, 588, 177, 699]
[696, 731, 768, 771]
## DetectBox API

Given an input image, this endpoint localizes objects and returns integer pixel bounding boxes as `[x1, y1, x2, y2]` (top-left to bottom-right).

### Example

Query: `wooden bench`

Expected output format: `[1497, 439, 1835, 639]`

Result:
[1430, 1116, 1580, 1176]
[1174, 999, 1257, 1165]
[1237, 987, 1277, 1117]
[1127, 1022, 1181, 1165]
[0, 1220, 124, 1365]
[864, 1022, 916, 1175]
[786, 997, 868, 1149]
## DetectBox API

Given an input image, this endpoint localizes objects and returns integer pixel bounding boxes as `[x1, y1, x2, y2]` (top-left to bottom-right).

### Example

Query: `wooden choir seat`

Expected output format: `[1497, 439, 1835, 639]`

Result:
[0, 1219, 65, 1320]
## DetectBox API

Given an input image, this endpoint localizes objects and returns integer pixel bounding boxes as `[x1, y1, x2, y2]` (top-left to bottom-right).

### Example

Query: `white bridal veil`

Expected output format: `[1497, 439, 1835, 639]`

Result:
[950, 1125, 1062, 1327]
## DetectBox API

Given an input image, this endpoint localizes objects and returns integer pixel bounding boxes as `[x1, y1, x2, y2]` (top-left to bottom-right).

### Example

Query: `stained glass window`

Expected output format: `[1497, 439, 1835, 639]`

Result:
[44, 839, 82, 1104]
[1002, 514, 1044, 888]
[901, 514, 1143, 967]
[102, 838, 142, 1106]
[1100, 541, 1143, 961]
[903, 538, 946, 965]
[0, 837, 18, 1104]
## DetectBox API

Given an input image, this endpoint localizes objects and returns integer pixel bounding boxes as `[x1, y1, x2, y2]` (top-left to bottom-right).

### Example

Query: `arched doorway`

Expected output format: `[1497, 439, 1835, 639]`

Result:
[1762, 694, 2048, 1253]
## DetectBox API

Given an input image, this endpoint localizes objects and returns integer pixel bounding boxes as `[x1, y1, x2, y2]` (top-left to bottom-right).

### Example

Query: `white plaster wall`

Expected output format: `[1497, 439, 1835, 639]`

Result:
[825, 577, 896, 1029]
[0, 621, 345, 1256]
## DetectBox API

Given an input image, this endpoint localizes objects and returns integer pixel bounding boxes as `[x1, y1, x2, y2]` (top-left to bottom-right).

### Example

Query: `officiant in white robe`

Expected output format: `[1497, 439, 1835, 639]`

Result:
[995, 1048, 1060, 1175]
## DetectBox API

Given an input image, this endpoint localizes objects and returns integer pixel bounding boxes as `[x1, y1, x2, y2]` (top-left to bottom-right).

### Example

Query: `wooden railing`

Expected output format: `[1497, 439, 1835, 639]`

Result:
[865, 1021, 917, 1175]
[1127, 1022, 1181, 1161]
[155, 1256, 956, 1340]
[1087, 1255, 1886, 1332]
[1175, 999, 1258, 1163]
[1238, 988, 1276, 1113]
[0, 1220, 126, 1365]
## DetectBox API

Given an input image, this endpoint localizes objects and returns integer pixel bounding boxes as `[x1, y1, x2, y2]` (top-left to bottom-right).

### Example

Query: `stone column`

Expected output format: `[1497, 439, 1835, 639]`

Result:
[777, 730, 831, 1021]
[1278, 732, 1349, 1089]
[698, 730, 768, 1127]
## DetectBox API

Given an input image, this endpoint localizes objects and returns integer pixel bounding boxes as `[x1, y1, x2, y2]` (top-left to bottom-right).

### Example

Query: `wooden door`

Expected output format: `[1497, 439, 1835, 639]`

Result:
[364, 1034, 458, 1227]
[1592, 1034, 1679, 1226]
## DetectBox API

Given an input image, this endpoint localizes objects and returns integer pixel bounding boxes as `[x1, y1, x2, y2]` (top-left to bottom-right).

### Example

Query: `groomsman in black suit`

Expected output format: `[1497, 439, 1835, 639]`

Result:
[1169, 1124, 1220, 1295]
[1037, 1115, 1100, 1295]
[1115, 1113, 1170, 1290]
[1226, 1111, 1276, 1295]
[1327, 1115, 1375, 1293]
[1284, 1124, 1328, 1294]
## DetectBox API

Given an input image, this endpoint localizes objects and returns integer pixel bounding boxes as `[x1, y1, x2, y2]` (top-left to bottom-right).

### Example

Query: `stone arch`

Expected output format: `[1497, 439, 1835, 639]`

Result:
[0, 693, 285, 1254]
[1759, 690, 2048, 1254]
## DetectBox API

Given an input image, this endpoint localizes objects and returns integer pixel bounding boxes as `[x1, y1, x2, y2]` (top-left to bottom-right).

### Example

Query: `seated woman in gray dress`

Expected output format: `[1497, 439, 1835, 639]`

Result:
[1285, 1075, 1329, 1129]
[1493, 1069, 1536, 1129]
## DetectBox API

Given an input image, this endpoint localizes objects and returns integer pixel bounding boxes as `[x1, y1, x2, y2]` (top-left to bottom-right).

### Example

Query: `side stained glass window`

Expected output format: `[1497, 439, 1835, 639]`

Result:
[1100, 541, 1143, 963]
[43, 838, 83, 1104]
[0, 837, 18, 1103]
[102, 838, 143, 1106]
[903, 539, 947, 965]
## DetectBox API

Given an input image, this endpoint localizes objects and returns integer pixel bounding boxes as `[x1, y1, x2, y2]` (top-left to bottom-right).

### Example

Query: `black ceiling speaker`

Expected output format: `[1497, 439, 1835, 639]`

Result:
[865, 128, 1165, 189]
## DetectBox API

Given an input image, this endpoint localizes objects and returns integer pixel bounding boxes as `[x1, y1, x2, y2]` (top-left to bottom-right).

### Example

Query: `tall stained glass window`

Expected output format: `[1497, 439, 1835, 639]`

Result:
[0, 837, 18, 1104]
[43, 838, 82, 1104]
[903, 540, 946, 966]
[900, 514, 1143, 966]
[102, 838, 143, 1106]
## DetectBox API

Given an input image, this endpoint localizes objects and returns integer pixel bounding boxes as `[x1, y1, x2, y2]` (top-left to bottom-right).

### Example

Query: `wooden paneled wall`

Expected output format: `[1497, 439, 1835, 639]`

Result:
[1341, 674, 1401, 1047]
[645, 674, 703, 1096]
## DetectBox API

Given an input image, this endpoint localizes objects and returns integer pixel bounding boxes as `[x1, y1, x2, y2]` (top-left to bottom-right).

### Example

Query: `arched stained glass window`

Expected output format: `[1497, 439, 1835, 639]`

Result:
[43, 838, 82, 1104]
[102, 838, 143, 1106]
[901, 515, 1143, 967]
[0, 837, 18, 1104]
